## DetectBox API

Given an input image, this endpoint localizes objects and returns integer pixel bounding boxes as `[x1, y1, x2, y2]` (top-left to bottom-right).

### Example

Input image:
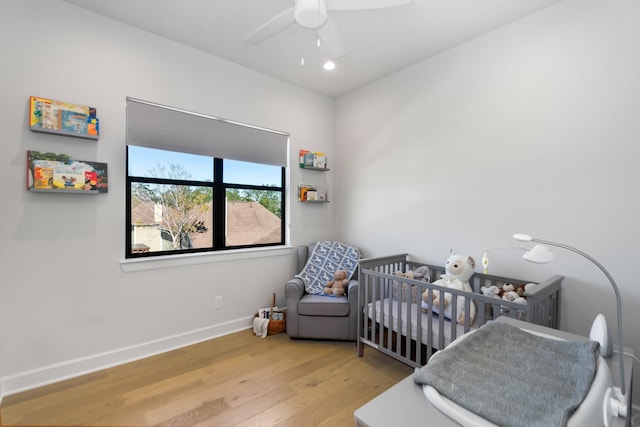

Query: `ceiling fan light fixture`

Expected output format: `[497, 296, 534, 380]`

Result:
[249, 0, 410, 59]
[295, 0, 328, 29]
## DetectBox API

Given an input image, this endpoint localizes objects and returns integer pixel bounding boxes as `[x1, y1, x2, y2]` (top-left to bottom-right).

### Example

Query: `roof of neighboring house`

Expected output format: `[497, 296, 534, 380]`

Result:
[130, 202, 159, 226]
[225, 201, 281, 246]
[132, 200, 280, 248]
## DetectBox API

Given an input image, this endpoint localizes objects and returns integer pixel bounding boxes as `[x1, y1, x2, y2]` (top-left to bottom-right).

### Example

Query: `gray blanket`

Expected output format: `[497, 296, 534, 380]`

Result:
[413, 321, 599, 427]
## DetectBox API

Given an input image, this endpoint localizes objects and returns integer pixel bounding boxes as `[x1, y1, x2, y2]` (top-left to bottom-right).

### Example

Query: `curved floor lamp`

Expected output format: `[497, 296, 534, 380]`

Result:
[513, 233, 628, 424]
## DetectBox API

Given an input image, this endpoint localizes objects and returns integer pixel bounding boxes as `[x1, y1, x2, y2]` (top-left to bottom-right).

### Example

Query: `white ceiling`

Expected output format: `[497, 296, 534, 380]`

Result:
[59, 0, 564, 98]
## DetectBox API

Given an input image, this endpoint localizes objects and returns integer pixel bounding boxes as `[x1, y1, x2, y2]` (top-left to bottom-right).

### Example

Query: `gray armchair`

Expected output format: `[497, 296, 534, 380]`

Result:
[285, 243, 360, 341]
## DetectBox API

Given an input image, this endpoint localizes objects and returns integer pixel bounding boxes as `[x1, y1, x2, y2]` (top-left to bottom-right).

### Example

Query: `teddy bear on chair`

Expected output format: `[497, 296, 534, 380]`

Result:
[422, 251, 477, 325]
[323, 270, 350, 297]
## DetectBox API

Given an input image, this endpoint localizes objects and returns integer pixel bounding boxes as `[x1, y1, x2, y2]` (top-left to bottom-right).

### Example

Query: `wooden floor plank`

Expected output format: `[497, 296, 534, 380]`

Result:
[0, 330, 412, 426]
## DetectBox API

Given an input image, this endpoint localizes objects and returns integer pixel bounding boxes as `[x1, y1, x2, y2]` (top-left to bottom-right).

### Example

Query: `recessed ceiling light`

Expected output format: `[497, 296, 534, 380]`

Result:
[323, 60, 335, 71]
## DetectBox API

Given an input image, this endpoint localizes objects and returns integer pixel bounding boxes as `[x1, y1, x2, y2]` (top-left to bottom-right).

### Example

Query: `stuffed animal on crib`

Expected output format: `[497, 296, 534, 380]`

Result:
[323, 270, 349, 296]
[500, 282, 537, 302]
[500, 283, 535, 319]
[413, 266, 431, 282]
[422, 252, 477, 325]
[393, 266, 430, 282]
[481, 285, 501, 299]
[392, 266, 431, 303]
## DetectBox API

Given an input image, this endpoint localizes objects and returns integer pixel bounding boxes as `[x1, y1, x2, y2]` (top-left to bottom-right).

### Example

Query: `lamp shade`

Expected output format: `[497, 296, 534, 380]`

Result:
[522, 244, 554, 263]
[513, 233, 533, 242]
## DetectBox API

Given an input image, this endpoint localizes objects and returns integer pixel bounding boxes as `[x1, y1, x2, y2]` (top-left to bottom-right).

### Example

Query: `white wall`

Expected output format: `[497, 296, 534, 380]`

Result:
[0, 0, 335, 397]
[3, 0, 639, 413]
[335, 0, 640, 407]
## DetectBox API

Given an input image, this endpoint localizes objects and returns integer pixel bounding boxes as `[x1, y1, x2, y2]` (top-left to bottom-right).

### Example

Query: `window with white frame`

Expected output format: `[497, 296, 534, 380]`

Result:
[125, 98, 288, 258]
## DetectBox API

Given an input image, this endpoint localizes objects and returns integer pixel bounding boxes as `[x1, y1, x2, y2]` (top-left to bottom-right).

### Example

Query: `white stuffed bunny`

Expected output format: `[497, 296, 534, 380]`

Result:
[422, 252, 477, 325]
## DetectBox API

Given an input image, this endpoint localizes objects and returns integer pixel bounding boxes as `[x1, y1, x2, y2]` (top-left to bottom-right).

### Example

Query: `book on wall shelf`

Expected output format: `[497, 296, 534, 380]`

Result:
[29, 96, 99, 140]
[26, 150, 108, 194]
[298, 184, 328, 203]
[299, 149, 328, 170]
[298, 184, 316, 202]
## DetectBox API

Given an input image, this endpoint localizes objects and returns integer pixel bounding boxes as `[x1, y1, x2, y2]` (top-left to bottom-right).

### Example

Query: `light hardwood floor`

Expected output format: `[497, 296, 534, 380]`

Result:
[0, 329, 412, 426]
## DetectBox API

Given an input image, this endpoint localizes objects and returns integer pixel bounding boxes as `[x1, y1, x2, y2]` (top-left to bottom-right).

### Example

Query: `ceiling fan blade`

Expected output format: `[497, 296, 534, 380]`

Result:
[327, 0, 411, 11]
[315, 15, 346, 58]
[246, 7, 296, 44]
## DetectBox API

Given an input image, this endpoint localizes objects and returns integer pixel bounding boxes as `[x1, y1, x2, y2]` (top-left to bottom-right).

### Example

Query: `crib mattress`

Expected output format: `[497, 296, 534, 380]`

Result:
[366, 299, 475, 350]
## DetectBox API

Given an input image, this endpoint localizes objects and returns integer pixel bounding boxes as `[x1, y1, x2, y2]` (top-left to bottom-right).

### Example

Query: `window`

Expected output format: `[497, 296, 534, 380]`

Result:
[125, 98, 288, 258]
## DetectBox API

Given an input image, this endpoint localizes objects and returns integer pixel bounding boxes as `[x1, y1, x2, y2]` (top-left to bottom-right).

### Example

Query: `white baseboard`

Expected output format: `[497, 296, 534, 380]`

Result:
[0, 316, 253, 403]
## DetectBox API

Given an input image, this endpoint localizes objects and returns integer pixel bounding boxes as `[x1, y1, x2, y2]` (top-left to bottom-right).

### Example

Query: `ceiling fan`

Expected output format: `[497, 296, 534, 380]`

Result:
[246, 0, 412, 59]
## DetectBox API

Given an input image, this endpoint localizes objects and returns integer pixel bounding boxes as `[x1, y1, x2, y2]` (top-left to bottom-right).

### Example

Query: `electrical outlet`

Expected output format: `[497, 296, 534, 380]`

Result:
[215, 296, 223, 309]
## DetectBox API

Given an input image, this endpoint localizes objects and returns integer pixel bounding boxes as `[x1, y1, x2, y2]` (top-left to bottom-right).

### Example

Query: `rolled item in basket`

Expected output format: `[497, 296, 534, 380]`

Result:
[252, 316, 270, 338]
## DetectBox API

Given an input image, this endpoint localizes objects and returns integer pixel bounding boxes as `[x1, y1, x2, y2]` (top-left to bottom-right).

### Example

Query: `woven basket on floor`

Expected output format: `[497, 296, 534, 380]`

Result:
[255, 292, 286, 336]
[267, 311, 286, 335]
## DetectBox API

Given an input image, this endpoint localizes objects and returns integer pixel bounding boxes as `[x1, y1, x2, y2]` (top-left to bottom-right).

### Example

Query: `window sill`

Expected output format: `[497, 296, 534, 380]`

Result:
[120, 245, 293, 273]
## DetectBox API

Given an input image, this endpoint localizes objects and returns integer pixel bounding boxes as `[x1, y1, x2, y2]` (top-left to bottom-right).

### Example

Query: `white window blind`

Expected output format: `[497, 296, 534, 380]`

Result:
[126, 97, 289, 167]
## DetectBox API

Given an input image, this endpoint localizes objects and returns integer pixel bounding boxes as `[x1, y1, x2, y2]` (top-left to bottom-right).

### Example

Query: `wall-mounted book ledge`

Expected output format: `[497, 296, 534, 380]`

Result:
[29, 96, 99, 140]
[299, 149, 328, 170]
[27, 150, 108, 194]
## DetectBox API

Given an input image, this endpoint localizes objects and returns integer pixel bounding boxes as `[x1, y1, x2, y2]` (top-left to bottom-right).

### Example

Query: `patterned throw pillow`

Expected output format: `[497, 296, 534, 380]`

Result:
[296, 241, 360, 295]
